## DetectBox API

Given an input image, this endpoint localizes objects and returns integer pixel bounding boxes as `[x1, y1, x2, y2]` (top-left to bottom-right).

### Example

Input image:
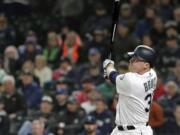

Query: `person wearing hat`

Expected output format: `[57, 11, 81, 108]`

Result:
[79, 115, 102, 135]
[20, 69, 42, 109]
[89, 98, 114, 135]
[54, 88, 69, 113]
[57, 96, 86, 135]
[18, 31, 42, 65]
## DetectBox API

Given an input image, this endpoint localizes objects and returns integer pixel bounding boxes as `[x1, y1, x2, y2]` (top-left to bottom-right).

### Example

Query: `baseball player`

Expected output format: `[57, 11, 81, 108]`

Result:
[103, 45, 157, 135]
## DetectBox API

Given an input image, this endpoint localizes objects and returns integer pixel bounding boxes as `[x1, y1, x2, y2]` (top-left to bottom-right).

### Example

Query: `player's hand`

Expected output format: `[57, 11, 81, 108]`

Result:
[103, 59, 114, 79]
[103, 59, 114, 69]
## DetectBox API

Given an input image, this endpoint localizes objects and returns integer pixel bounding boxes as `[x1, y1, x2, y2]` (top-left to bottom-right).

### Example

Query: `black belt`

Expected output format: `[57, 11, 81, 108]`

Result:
[117, 123, 148, 131]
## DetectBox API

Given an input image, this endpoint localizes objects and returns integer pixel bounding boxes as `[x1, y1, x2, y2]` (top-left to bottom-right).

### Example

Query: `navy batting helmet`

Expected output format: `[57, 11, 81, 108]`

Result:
[127, 45, 156, 67]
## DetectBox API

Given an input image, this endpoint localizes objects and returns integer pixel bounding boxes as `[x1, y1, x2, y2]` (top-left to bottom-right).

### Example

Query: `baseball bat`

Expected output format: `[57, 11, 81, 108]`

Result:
[109, 0, 120, 59]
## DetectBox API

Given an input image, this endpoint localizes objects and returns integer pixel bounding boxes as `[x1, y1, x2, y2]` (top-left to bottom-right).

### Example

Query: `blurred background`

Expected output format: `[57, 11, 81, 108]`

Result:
[0, 0, 180, 135]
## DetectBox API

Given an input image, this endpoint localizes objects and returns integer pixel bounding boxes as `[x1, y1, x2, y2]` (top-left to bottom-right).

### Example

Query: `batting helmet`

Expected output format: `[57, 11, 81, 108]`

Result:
[127, 45, 156, 67]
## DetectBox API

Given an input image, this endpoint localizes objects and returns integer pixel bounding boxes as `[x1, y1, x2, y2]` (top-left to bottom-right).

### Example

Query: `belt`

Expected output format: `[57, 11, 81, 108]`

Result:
[117, 123, 148, 131]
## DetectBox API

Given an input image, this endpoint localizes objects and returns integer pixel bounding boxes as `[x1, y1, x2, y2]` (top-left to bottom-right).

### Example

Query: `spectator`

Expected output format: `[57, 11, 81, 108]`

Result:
[153, 73, 165, 101]
[0, 59, 6, 83]
[157, 35, 180, 69]
[77, 48, 102, 83]
[164, 21, 179, 38]
[86, 28, 109, 61]
[2, 75, 26, 124]
[149, 17, 166, 46]
[148, 101, 164, 135]
[141, 33, 154, 48]
[20, 69, 42, 109]
[79, 115, 102, 135]
[61, 31, 82, 64]
[113, 21, 137, 62]
[162, 101, 180, 135]
[73, 76, 96, 104]
[34, 55, 52, 88]
[81, 91, 102, 114]
[156, 0, 173, 21]
[43, 31, 61, 67]
[0, 14, 16, 55]
[4, 45, 20, 76]
[90, 98, 113, 135]
[167, 59, 180, 87]
[134, 7, 157, 39]
[54, 88, 68, 114]
[0, 96, 10, 135]
[81, 3, 111, 37]
[52, 58, 77, 84]
[119, 3, 137, 32]
[57, 96, 86, 135]
[173, 6, 180, 33]
[18, 31, 42, 65]
[158, 80, 180, 119]
[130, 0, 145, 19]
[96, 80, 116, 104]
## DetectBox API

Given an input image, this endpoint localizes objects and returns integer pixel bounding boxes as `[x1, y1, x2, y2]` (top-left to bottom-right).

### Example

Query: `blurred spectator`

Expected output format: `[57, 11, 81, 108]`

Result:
[134, 7, 157, 39]
[2, 75, 26, 119]
[149, 17, 166, 46]
[74, 76, 96, 104]
[81, 91, 102, 114]
[156, 0, 173, 21]
[0, 59, 6, 83]
[119, 3, 137, 32]
[54, 88, 68, 114]
[57, 96, 86, 135]
[162, 101, 180, 135]
[141, 33, 154, 48]
[53, 58, 77, 84]
[173, 6, 180, 33]
[27, 95, 56, 131]
[43, 31, 61, 67]
[86, 28, 109, 61]
[18, 31, 42, 65]
[20, 69, 42, 109]
[53, 0, 84, 31]
[157, 35, 180, 69]
[113, 21, 137, 63]
[153, 73, 166, 101]
[164, 21, 179, 38]
[130, 0, 145, 19]
[158, 80, 180, 119]
[89, 98, 113, 135]
[96, 80, 116, 104]
[0, 14, 16, 55]
[61, 31, 82, 64]
[77, 48, 102, 83]
[4, 45, 20, 76]
[79, 115, 102, 135]
[148, 101, 164, 135]
[81, 3, 111, 38]
[0, 96, 10, 135]
[34, 55, 52, 88]
[167, 60, 180, 87]
[19, 118, 51, 135]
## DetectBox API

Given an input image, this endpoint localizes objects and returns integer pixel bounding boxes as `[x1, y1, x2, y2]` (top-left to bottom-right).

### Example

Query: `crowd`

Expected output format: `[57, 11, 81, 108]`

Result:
[0, 0, 180, 135]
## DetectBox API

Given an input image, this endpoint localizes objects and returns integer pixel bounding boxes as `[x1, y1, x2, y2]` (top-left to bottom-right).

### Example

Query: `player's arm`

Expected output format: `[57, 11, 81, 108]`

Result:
[103, 59, 120, 84]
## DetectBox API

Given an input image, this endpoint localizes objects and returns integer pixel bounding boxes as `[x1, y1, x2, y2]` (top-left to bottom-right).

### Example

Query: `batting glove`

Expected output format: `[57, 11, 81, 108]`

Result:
[103, 59, 115, 79]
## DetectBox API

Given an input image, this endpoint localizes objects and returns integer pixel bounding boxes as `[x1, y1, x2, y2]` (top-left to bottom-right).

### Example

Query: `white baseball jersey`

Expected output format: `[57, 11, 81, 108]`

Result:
[114, 69, 157, 125]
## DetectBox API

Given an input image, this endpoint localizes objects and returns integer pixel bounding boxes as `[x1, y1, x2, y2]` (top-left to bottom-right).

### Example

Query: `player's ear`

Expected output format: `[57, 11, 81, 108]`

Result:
[144, 62, 150, 69]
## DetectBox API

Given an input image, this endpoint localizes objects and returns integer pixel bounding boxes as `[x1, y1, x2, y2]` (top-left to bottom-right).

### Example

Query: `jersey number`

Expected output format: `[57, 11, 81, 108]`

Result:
[144, 94, 152, 112]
